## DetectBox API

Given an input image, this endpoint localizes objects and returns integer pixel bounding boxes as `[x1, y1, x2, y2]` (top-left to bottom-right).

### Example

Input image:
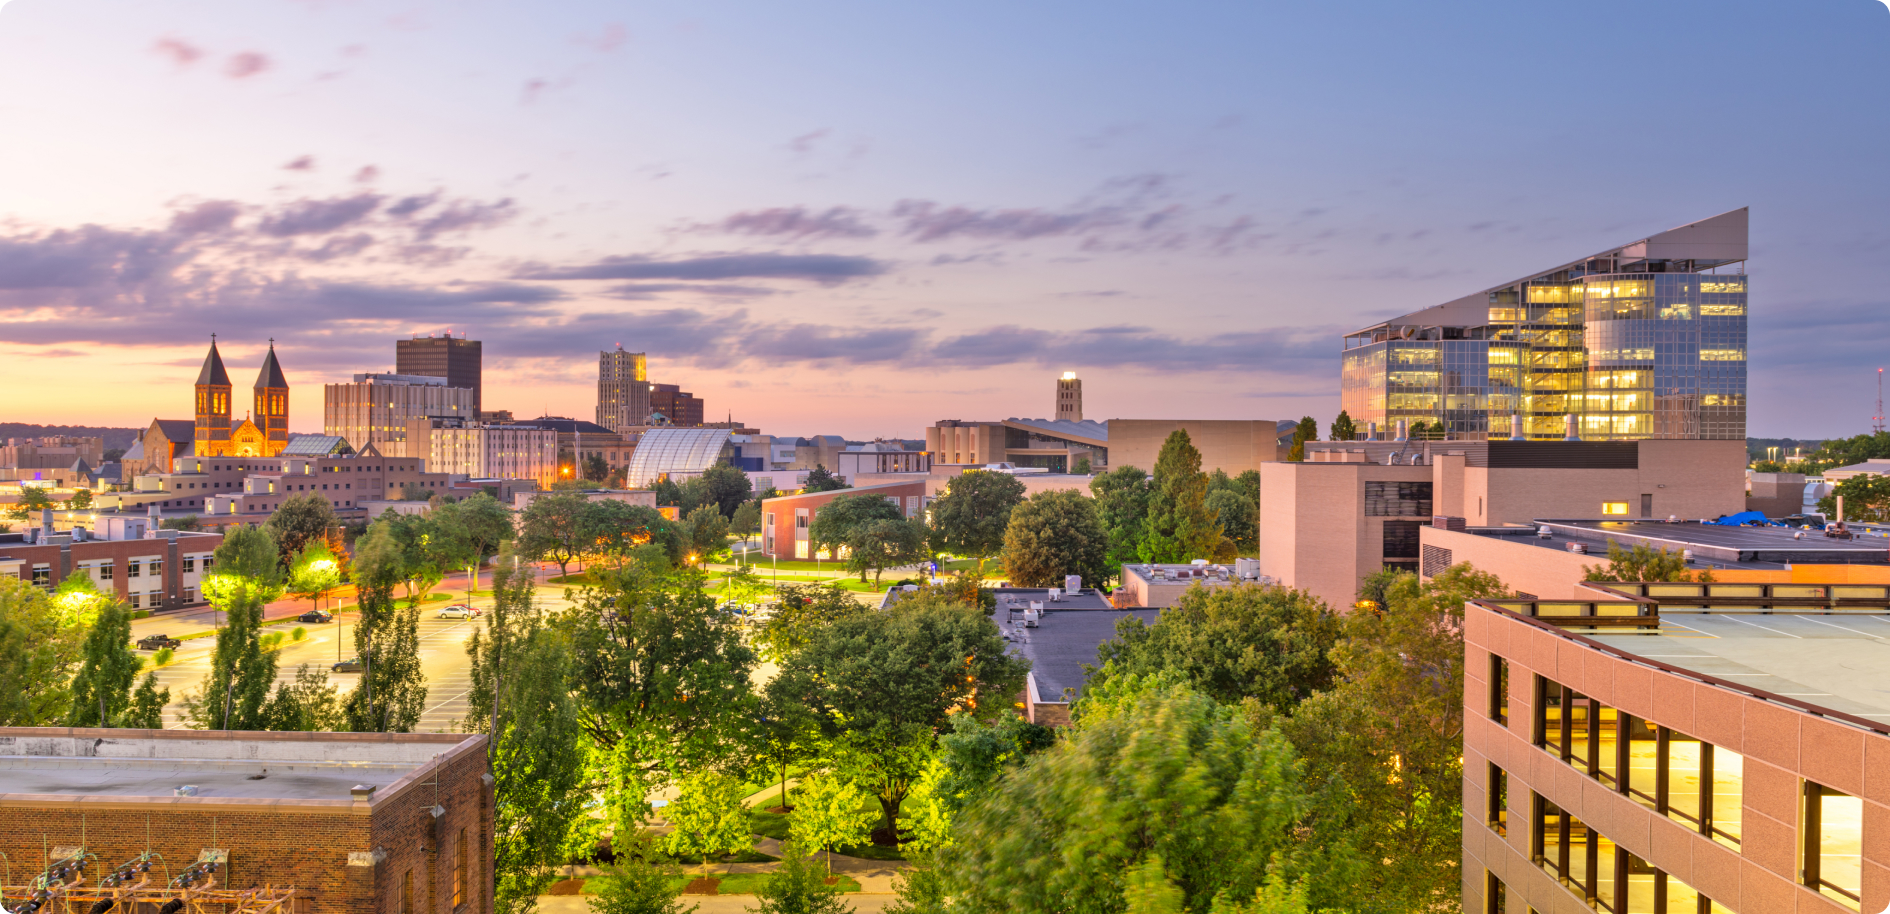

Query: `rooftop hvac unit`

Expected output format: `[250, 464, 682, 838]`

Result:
[1047, 588, 1062, 602]
[1564, 542, 1586, 554]
[1065, 574, 1082, 593]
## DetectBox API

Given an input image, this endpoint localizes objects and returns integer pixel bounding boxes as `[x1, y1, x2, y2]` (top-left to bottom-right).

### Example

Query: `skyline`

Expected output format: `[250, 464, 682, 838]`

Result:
[2, 1, 1888, 438]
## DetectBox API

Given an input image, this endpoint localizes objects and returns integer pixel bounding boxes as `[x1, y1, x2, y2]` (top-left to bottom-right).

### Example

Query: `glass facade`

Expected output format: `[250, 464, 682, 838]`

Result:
[623, 427, 734, 488]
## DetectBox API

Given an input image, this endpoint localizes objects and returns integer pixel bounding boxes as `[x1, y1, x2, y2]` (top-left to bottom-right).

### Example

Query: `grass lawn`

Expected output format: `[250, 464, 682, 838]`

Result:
[746, 795, 907, 862]
[740, 769, 811, 803]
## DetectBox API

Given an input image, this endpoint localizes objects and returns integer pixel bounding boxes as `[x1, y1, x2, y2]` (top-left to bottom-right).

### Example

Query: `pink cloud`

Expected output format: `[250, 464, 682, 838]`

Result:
[283, 155, 316, 171]
[225, 52, 272, 79]
[152, 37, 204, 68]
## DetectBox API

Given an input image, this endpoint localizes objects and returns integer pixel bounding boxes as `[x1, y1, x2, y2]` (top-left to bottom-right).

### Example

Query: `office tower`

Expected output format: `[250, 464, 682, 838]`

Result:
[1341, 208, 1748, 441]
[324, 373, 475, 457]
[650, 383, 705, 428]
[396, 334, 483, 414]
[1056, 371, 1083, 423]
[596, 347, 651, 430]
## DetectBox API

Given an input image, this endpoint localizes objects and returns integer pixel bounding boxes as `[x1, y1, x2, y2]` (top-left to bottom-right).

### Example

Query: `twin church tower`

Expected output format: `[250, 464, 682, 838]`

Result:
[192, 336, 291, 459]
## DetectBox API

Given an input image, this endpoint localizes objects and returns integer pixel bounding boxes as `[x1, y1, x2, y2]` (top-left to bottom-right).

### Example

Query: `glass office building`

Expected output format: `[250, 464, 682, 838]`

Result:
[1341, 208, 1748, 441]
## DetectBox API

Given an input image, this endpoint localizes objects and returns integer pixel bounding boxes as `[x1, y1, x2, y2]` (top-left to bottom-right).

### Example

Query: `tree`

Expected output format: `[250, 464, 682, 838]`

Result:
[261, 664, 345, 731]
[1091, 466, 1153, 570]
[699, 463, 753, 518]
[731, 500, 762, 551]
[940, 679, 1359, 914]
[1287, 416, 1317, 462]
[927, 470, 1027, 566]
[263, 492, 339, 563]
[789, 773, 876, 875]
[679, 504, 731, 564]
[1802, 431, 1890, 475]
[1205, 488, 1256, 553]
[750, 843, 853, 914]
[343, 522, 429, 732]
[433, 492, 515, 592]
[1072, 456, 1092, 475]
[6, 485, 53, 521]
[186, 526, 286, 730]
[66, 488, 93, 510]
[287, 540, 344, 614]
[802, 464, 848, 493]
[587, 833, 696, 914]
[518, 492, 590, 578]
[1330, 411, 1358, 442]
[662, 771, 752, 878]
[581, 500, 679, 570]
[783, 594, 1029, 838]
[1820, 472, 1890, 523]
[847, 518, 930, 589]
[899, 714, 1054, 851]
[1138, 430, 1220, 564]
[0, 577, 82, 726]
[1582, 541, 1713, 583]
[1090, 583, 1340, 710]
[754, 583, 867, 663]
[807, 492, 905, 566]
[650, 477, 685, 508]
[582, 451, 610, 483]
[67, 600, 158, 728]
[755, 669, 824, 812]
[1282, 563, 1507, 913]
[1001, 489, 1111, 588]
[160, 515, 202, 531]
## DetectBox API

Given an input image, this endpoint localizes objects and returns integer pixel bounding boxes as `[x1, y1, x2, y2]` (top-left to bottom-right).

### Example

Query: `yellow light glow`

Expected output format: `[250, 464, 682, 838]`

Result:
[1060, 371, 1077, 380]
[1601, 502, 1629, 516]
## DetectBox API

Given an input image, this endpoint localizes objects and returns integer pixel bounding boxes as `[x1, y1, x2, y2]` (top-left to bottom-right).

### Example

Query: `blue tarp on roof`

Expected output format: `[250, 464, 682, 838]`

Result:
[1709, 511, 1773, 526]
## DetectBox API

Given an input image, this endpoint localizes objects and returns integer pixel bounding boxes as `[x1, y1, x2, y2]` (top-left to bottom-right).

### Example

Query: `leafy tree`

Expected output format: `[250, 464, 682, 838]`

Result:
[6, 485, 53, 521]
[261, 664, 344, 731]
[847, 518, 930, 589]
[1205, 489, 1256, 553]
[160, 515, 202, 531]
[899, 714, 1055, 850]
[731, 500, 762, 551]
[927, 470, 1027, 566]
[750, 842, 852, 914]
[50, 572, 110, 627]
[756, 670, 824, 810]
[1071, 456, 1092, 475]
[103, 447, 125, 462]
[1139, 430, 1220, 564]
[66, 488, 93, 510]
[662, 771, 753, 877]
[678, 476, 713, 516]
[807, 492, 904, 566]
[754, 584, 866, 663]
[1281, 564, 1507, 914]
[392, 510, 477, 604]
[343, 522, 429, 732]
[699, 463, 753, 518]
[121, 672, 169, 729]
[287, 540, 344, 614]
[790, 773, 876, 875]
[1582, 541, 1713, 583]
[186, 526, 286, 730]
[582, 500, 679, 570]
[1802, 430, 1890, 475]
[1819, 472, 1890, 524]
[1090, 583, 1339, 710]
[940, 678, 1359, 914]
[784, 594, 1029, 837]
[1287, 416, 1317, 462]
[463, 548, 589, 911]
[1090, 466, 1153, 570]
[518, 492, 590, 578]
[433, 492, 515, 591]
[67, 601, 156, 727]
[1001, 489, 1111, 588]
[802, 464, 848, 493]
[587, 833, 696, 914]
[263, 492, 339, 563]
[650, 477, 685, 507]
[583, 451, 611, 482]
[1354, 567, 1404, 612]
[1329, 411, 1358, 442]
[0, 577, 82, 725]
[679, 504, 731, 563]
[884, 849, 952, 914]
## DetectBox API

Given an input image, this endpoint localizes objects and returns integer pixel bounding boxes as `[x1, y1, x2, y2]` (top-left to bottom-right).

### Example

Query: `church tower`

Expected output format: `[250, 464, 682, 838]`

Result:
[254, 339, 290, 454]
[194, 336, 232, 455]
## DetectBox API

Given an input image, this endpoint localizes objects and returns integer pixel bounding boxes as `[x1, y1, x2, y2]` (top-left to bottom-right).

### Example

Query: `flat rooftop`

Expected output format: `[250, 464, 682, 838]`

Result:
[1590, 613, 1890, 728]
[1473, 520, 1890, 570]
[0, 731, 476, 802]
[1005, 608, 1159, 702]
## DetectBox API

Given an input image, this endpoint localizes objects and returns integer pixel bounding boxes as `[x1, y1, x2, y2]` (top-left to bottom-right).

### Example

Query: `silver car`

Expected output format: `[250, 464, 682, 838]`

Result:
[438, 604, 480, 620]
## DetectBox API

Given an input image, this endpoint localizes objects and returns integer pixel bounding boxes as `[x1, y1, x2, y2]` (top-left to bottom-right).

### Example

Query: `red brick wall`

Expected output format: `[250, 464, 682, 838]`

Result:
[758, 482, 927, 560]
[2, 532, 224, 611]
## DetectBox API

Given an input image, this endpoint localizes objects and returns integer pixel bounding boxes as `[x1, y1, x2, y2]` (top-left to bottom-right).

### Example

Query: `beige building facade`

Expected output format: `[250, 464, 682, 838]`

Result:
[1106, 419, 1281, 475]
[324, 373, 476, 459]
[420, 421, 560, 488]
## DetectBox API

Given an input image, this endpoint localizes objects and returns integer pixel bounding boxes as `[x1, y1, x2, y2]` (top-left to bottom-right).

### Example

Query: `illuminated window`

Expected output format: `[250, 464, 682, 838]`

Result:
[1699, 349, 1745, 361]
[1602, 502, 1629, 515]
[1804, 781, 1862, 910]
[1487, 763, 1508, 836]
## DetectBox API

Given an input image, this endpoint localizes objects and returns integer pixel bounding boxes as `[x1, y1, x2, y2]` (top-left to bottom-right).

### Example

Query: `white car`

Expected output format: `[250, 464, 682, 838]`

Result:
[438, 604, 481, 620]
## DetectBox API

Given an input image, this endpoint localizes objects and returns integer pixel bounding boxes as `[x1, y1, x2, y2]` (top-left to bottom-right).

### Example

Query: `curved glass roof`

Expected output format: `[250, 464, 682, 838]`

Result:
[625, 428, 733, 488]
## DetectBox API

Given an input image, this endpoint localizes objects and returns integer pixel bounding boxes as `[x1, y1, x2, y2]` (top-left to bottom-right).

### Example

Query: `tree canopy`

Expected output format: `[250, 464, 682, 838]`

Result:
[263, 492, 339, 562]
[1090, 465, 1153, 570]
[1091, 583, 1340, 711]
[1001, 488, 1111, 588]
[1139, 430, 1220, 564]
[928, 470, 1027, 563]
[807, 492, 905, 563]
[1820, 472, 1890, 524]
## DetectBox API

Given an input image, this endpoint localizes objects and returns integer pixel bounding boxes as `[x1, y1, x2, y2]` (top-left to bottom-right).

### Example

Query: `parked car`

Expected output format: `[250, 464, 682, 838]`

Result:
[299, 609, 334, 623]
[136, 634, 181, 651]
[332, 658, 365, 673]
[438, 604, 481, 620]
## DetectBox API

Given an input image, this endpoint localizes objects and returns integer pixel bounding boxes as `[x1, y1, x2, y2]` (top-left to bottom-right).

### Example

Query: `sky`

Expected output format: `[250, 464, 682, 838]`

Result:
[0, 0, 1886, 440]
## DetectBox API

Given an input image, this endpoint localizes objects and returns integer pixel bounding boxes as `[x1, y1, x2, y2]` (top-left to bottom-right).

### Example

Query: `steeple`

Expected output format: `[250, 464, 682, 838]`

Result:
[193, 334, 232, 453]
[196, 335, 231, 386]
[253, 338, 290, 452]
[255, 338, 289, 391]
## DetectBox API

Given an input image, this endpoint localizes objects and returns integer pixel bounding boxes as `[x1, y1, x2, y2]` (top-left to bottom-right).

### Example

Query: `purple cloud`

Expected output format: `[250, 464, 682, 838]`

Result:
[256, 194, 383, 237]
[225, 52, 272, 79]
[694, 206, 877, 240]
[517, 252, 887, 284]
[153, 38, 204, 68]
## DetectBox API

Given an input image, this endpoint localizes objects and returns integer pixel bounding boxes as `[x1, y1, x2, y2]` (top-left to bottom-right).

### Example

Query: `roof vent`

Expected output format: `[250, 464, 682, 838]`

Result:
[174, 785, 200, 797]
[351, 784, 377, 801]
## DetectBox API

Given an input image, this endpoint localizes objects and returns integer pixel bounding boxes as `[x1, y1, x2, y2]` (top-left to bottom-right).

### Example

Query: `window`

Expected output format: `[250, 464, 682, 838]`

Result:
[99, 563, 115, 581]
[183, 557, 196, 573]
[1602, 502, 1629, 515]
[1365, 481, 1433, 516]
[148, 559, 163, 577]
[128, 593, 141, 609]
[202, 556, 215, 570]
[1487, 763, 1508, 836]
[794, 540, 809, 559]
[1485, 870, 1507, 914]
[454, 828, 466, 907]
[1804, 781, 1862, 910]
[402, 868, 413, 914]
[128, 561, 142, 578]
[1382, 521, 1421, 560]
[31, 565, 50, 587]
[1488, 654, 1508, 724]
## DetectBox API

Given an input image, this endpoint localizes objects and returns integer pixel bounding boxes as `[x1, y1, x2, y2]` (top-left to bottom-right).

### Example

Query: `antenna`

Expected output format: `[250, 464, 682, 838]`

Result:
[1876, 369, 1885, 434]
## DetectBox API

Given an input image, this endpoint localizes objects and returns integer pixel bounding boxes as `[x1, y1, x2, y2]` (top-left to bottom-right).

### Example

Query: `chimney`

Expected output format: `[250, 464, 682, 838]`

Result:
[1366, 421, 1378, 441]
[40, 506, 53, 540]
[1564, 414, 1579, 441]
[1509, 415, 1525, 441]
[1395, 419, 1408, 441]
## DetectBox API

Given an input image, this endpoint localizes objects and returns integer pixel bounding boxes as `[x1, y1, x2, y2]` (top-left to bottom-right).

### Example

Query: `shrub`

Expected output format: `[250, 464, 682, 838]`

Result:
[291, 626, 308, 642]
[152, 647, 174, 668]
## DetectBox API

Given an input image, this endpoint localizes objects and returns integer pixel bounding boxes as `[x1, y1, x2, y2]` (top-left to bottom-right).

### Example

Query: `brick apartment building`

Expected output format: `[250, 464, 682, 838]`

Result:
[0, 728, 493, 914]
[0, 522, 223, 611]
[759, 480, 929, 560]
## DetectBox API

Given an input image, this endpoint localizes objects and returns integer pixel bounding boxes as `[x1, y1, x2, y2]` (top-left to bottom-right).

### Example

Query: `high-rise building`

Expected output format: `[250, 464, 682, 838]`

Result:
[420, 419, 560, 488]
[596, 347, 650, 431]
[396, 334, 483, 414]
[1341, 208, 1748, 441]
[650, 383, 705, 428]
[324, 373, 475, 458]
[1056, 371, 1083, 423]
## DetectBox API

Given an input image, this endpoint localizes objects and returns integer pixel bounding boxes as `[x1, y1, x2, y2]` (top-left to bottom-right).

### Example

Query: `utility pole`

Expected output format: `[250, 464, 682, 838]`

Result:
[1875, 369, 1885, 434]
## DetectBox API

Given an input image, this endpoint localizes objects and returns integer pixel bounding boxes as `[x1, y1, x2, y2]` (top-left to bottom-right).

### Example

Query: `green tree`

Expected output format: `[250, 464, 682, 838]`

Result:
[1329, 411, 1358, 442]
[1090, 466, 1153, 570]
[1204, 489, 1256, 553]
[1139, 430, 1220, 564]
[0, 577, 82, 725]
[802, 464, 848, 493]
[899, 714, 1054, 850]
[754, 584, 866, 663]
[582, 500, 679, 570]
[6, 485, 53, 522]
[519, 492, 591, 578]
[1287, 416, 1317, 462]
[583, 451, 611, 482]
[186, 526, 286, 730]
[586, 833, 696, 914]
[731, 500, 762, 551]
[784, 594, 1030, 837]
[66, 488, 94, 510]
[1090, 583, 1339, 710]
[388, 510, 476, 605]
[67, 601, 155, 727]
[1803, 431, 1890, 475]
[662, 771, 753, 877]
[699, 463, 753, 517]
[650, 477, 685, 507]
[789, 773, 876, 875]
[120, 672, 170, 729]
[261, 663, 345, 731]
[847, 517, 930, 589]
[343, 522, 429, 732]
[263, 492, 339, 563]
[927, 470, 1027, 566]
[1001, 489, 1111, 588]
[940, 679, 1359, 914]
[751, 843, 853, 914]
[756, 670, 824, 810]
[287, 540, 344, 614]
[160, 515, 202, 532]
[1071, 456, 1092, 475]
[1281, 563, 1507, 913]
[433, 492, 515, 592]
[1582, 540, 1712, 583]
[679, 504, 731, 564]
[1820, 472, 1890, 523]
[807, 492, 905, 567]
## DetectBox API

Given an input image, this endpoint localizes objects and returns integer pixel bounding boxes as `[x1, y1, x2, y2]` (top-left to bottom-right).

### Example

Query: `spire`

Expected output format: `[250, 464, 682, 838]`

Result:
[196, 336, 231, 386]
[254, 338, 288, 389]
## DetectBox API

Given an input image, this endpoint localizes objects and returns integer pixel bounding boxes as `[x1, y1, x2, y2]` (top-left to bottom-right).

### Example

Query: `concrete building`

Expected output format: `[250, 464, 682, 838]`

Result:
[1464, 582, 1890, 913]
[397, 332, 484, 414]
[0, 436, 104, 470]
[650, 383, 705, 428]
[414, 419, 559, 489]
[596, 346, 651, 432]
[927, 419, 1110, 473]
[1117, 561, 1271, 608]
[324, 373, 476, 459]
[0, 728, 492, 914]
[1343, 208, 1749, 442]
[1825, 459, 1890, 482]
[838, 440, 931, 479]
[1105, 419, 1281, 475]
[1259, 439, 1747, 610]
[1747, 471, 1811, 518]
[96, 447, 452, 524]
[1056, 371, 1083, 422]
[514, 417, 636, 483]
[758, 480, 929, 560]
[0, 517, 223, 611]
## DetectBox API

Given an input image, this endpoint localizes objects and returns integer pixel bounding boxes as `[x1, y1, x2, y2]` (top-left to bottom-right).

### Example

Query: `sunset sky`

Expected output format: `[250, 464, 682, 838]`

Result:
[1, 0, 1887, 439]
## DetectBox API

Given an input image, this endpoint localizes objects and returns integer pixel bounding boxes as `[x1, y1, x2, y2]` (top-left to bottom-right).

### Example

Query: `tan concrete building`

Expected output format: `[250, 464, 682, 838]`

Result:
[1105, 419, 1281, 475]
[325, 373, 476, 459]
[411, 419, 559, 488]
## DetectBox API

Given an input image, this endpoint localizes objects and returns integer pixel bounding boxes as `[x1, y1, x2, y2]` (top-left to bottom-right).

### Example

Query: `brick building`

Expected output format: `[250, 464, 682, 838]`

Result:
[0, 524, 222, 611]
[0, 728, 492, 914]
[93, 445, 453, 526]
[758, 480, 928, 560]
